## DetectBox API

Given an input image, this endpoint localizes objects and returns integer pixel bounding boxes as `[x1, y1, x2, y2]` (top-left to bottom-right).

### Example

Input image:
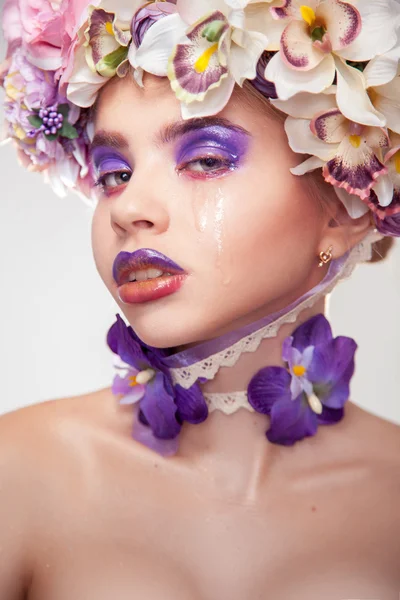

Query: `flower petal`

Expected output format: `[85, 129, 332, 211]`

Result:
[131, 404, 180, 456]
[284, 116, 336, 161]
[248, 366, 292, 415]
[372, 78, 400, 135]
[174, 383, 209, 424]
[66, 43, 108, 107]
[265, 51, 335, 100]
[229, 29, 267, 85]
[245, 3, 284, 50]
[334, 57, 386, 128]
[323, 134, 388, 199]
[308, 336, 357, 408]
[106, 314, 149, 371]
[112, 373, 135, 396]
[291, 314, 333, 352]
[336, 0, 400, 62]
[140, 372, 181, 439]
[316, 0, 361, 50]
[290, 156, 326, 175]
[271, 87, 337, 119]
[118, 386, 146, 404]
[334, 187, 370, 218]
[135, 13, 187, 76]
[176, 0, 228, 23]
[87, 9, 121, 67]
[364, 46, 400, 88]
[317, 405, 344, 425]
[282, 335, 294, 362]
[281, 19, 324, 70]
[271, 0, 306, 20]
[266, 395, 318, 445]
[373, 173, 395, 208]
[366, 188, 400, 218]
[180, 74, 235, 118]
[374, 211, 400, 237]
[168, 12, 230, 103]
[310, 108, 347, 143]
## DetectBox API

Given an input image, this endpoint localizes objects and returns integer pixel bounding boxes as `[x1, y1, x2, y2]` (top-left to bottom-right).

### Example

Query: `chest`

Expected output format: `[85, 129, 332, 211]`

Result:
[29, 468, 400, 600]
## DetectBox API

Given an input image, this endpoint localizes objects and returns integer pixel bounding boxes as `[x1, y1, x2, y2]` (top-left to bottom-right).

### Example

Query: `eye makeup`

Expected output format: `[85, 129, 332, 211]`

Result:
[91, 145, 132, 195]
[91, 145, 132, 176]
[175, 124, 250, 178]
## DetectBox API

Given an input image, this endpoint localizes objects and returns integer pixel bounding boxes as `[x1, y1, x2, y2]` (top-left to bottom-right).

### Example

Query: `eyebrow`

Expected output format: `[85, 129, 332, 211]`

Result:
[156, 117, 251, 144]
[90, 131, 129, 152]
[90, 117, 251, 153]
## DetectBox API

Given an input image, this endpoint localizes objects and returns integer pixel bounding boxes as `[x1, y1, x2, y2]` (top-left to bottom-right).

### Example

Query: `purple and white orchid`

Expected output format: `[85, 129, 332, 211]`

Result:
[129, 0, 271, 118]
[248, 314, 357, 446]
[264, 0, 400, 125]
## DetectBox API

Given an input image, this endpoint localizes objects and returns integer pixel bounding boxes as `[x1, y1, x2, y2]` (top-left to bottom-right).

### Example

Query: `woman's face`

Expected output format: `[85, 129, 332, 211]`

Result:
[91, 74, 327, 348]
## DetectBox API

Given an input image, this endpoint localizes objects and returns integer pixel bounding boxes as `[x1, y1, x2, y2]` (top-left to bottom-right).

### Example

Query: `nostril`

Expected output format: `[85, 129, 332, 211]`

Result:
[135, 220, 154, 229]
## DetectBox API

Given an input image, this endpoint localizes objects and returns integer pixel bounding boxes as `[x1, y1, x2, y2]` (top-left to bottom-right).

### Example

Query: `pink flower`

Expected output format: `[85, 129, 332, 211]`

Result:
[1, 0, 91, 72]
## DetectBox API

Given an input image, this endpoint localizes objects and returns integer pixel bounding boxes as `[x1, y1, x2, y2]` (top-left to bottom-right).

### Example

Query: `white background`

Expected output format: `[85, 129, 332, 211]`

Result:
[0, 11, 399, 423]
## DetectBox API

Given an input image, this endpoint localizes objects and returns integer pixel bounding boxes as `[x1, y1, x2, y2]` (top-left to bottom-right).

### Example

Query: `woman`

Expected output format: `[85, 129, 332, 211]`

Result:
[1, 0, 399, 598]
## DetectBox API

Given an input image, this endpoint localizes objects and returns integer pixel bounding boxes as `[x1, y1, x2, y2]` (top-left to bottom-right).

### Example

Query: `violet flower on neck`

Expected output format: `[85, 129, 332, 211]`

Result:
[248, 314, 357, 445]
[107, 314, 208, 456]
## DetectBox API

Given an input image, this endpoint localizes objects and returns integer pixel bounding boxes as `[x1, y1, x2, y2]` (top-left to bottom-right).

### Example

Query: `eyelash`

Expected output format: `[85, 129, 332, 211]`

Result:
[94, 170, 132, 196]
[94, 155, 237, 195]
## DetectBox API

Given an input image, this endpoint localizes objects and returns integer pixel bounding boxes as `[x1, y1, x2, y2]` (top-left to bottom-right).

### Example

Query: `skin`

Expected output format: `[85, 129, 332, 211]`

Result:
[0, 74, 399, 600]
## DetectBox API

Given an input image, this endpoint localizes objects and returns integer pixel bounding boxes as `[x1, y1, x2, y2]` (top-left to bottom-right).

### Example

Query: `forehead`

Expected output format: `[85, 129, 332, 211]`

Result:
[94, 73, 182, 132]
[93, 72, 279, 141]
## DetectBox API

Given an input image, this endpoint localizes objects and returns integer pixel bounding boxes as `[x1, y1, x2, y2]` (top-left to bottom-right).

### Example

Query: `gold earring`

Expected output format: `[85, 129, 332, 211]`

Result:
[318, 245, 333, 267]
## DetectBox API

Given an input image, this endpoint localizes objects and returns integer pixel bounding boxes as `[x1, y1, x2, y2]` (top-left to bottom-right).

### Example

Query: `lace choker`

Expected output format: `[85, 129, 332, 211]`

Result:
[108, 230, 380, 456]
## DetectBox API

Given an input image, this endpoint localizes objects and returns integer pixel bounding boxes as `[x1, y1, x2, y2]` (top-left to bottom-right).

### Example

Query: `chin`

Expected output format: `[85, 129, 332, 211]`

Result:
[124, 309, 226, 350]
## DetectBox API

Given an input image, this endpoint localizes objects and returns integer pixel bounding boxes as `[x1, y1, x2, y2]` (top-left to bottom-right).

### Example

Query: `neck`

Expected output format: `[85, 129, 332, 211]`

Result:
[174, 298, 327, 498]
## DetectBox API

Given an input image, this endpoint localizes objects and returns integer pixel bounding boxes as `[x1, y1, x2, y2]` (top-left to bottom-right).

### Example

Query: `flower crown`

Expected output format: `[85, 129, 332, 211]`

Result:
[2, 0, 400, 237]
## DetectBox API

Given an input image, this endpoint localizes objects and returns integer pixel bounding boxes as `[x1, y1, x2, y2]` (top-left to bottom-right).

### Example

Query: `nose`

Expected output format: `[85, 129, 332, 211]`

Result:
[110, 174, 170, 237]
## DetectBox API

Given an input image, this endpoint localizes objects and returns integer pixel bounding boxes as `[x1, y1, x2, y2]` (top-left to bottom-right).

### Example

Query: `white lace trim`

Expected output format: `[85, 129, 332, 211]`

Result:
[170, 230, 382, 389]
[203, 391, 254, 414]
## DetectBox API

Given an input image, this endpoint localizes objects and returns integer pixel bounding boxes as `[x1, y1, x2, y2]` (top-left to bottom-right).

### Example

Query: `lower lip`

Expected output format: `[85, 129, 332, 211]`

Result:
[117, 274, 187, 304]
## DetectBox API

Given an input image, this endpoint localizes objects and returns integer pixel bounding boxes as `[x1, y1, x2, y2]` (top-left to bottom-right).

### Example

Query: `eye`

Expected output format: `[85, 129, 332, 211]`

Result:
[95, 170, 132, 194]
[178, 156, 235, 177]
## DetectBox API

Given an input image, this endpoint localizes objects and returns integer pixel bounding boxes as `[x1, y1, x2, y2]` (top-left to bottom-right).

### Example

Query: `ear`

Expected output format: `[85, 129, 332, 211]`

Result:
[318, 192, 373, 260]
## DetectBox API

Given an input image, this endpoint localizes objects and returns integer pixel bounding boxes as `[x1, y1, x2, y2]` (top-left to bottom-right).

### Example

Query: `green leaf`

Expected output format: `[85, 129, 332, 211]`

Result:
[57, 103, 70, 118]
[45, 133, 59, 141]
[28, 115, 43, 128]
[60, 122, 79, 139]
[97, 45, 128, 77]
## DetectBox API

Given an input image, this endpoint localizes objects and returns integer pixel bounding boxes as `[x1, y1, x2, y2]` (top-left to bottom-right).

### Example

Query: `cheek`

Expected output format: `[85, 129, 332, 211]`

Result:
[91, 204, 112, 283]
[187, 162, 322, 303]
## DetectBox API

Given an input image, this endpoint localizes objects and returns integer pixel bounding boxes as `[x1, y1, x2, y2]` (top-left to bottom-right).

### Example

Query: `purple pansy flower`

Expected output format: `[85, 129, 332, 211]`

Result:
[107, 314, 208, 456]
[248, 314, 357, 446]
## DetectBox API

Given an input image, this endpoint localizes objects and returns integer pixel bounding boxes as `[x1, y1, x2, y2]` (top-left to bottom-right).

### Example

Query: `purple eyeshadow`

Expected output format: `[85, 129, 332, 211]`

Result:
[175, 125, 250, 166]
[91, 145, 132, 175]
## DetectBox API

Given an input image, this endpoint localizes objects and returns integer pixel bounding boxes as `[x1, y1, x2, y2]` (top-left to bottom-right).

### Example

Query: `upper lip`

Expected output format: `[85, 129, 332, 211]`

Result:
[113, 248, 186, 286]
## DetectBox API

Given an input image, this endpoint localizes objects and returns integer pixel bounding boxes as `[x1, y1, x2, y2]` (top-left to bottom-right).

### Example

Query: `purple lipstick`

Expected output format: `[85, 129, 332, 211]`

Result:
[113, 249, 187, 304]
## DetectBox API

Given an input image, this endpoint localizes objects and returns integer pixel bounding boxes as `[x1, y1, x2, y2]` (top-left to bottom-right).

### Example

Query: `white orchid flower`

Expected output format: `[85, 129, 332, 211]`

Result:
[131, 0, 271, 118]
[274, 88, 389, 205]
[265, 0, 400, 128]
[66, 0, 143, 107]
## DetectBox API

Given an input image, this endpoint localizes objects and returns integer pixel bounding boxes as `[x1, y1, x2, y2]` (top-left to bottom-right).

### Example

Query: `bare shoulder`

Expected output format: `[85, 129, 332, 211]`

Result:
[0, 386, 130, 464]
[345, 400, 400, 463]
[0, 386, 136, 525]
[0, 389, 135, 598]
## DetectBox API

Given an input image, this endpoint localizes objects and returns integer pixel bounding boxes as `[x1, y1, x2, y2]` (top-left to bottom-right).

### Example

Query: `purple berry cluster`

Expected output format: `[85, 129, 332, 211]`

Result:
[38, 105, 64, 136]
